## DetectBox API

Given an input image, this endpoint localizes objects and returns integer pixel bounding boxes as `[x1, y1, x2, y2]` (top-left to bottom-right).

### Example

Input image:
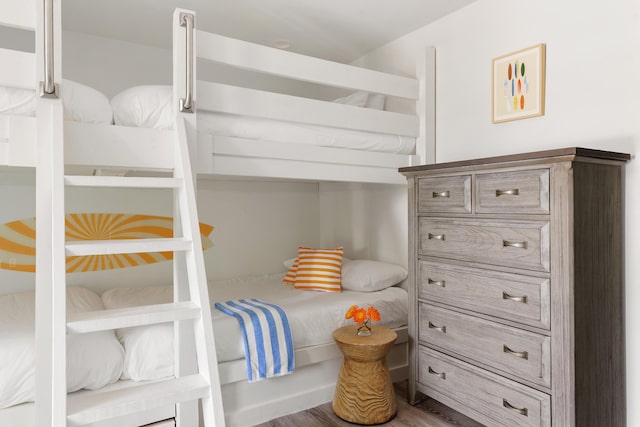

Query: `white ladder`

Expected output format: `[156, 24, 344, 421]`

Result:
[35, 102, 225, 425]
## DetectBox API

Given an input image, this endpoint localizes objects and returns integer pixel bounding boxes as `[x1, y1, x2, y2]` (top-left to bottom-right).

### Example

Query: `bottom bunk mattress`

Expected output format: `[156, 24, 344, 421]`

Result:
[100, 273, 408, 381]
[0, 273, 408, 423]
[209, 273, 408, 363]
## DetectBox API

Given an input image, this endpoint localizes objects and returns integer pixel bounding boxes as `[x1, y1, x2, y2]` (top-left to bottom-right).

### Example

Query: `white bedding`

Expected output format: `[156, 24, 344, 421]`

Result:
[0, 287, 125, 409]
[101, 273, 407, 381]
[198, 112, 416, 155]
[1, 82, 415, 155]
[0, 80, 113, 124]
[108, 85, 415, 154]
[210, 273, 408, 362]
[0, 274, 407, 421]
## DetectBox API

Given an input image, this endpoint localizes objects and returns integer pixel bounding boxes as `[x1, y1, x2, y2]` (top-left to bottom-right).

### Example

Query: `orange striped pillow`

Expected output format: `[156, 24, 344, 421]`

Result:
[294, 246, 344, 292]
[282, 258, 299, 284]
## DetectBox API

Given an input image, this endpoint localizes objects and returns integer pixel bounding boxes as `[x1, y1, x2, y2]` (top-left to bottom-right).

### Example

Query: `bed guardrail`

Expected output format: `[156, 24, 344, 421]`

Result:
[195, 30, 418, 100]
[0, 0, 36, 30]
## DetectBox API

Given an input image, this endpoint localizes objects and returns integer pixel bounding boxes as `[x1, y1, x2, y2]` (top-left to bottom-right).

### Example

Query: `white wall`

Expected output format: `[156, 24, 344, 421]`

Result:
[353, 0, 640, 423]
[62, 31, 172, 98]
[318, 182, 407, 267]
[197, 179, 320, 281]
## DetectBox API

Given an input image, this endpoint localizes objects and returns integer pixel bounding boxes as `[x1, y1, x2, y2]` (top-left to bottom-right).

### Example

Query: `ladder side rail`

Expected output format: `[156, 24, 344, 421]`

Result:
[173, 8, 200, 427]
[175, 115, 225, 427]
[35, 99, 67, 427]
[34, 0, 66, 425]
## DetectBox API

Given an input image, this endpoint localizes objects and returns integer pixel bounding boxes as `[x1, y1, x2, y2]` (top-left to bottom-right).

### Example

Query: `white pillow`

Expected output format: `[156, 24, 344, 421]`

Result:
[101, 286, 174, 381]
[331, 91, 369, 107]
[341, 260, 408, 292]
[0, 79, 113, 124]
[111, 85, 173, 129]
[0, 287, 124, 409]
[60, 79, 113, 124]
[365, 94, 386, 110]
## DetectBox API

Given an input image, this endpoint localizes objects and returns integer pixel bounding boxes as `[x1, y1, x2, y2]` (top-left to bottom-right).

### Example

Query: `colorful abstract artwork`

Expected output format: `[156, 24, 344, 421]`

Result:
[492, 44, 546, 123]
[0, 213, 214, 273]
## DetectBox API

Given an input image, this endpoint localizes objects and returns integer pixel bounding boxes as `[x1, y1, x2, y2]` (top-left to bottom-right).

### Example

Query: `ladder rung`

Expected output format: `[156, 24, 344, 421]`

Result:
[64, 175, 183, 189]
[67, 302, 201, 334]
[67, 374, 210, 426]
[65, 238, 192, 256]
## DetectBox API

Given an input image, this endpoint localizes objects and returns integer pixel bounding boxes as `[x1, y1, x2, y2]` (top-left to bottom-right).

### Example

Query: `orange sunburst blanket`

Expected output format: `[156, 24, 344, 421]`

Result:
[0, 213, 214, 273]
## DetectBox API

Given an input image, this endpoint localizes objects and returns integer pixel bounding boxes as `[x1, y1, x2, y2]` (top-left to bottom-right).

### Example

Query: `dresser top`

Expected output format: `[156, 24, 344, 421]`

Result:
[399, 147, 631, 174]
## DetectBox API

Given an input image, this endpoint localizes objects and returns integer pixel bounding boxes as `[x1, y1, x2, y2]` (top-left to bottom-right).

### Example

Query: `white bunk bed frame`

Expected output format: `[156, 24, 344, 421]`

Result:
[1, 11, 435, 181]
[0, 2, 434, 425]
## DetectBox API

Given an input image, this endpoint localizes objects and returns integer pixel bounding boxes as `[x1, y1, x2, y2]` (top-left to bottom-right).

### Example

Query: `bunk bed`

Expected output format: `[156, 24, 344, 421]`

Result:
[1, 10, 434, 182]
[0, 2, 434, 426]
[1, 4, 214, 427]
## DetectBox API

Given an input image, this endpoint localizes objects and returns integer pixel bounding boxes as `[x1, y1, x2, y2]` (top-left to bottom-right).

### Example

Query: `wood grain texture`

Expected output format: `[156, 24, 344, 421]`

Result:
[418, 175, 471, 213]
[418, 218, 550, 272]
[406, 176, 419, 405]
[418, 347, 550, 427]
[418, 303, 551, 387]
[419, 261, 550, 329]
[572, 161, 626, 427]
[475, 168, 550, 214]
[332, 326, 397, 424]
[256, 381, 484, 427]
[401, 150, 629, 426]
[399, 147, 631, 174]
[548, 161, 576, 427]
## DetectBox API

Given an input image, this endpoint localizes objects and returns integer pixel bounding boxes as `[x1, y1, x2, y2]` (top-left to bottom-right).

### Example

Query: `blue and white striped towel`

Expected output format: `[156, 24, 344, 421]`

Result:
[214, 299, 294, 382]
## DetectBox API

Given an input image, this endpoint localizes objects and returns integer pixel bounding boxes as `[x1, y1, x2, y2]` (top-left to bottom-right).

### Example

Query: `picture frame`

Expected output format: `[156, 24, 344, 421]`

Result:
[492, 43, 546, 123]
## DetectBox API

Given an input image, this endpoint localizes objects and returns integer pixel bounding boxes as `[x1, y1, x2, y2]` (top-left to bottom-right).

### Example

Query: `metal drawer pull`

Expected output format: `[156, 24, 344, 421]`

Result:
[432, 190, 450, 198]
[503, 240, 527, 249]
[428, 278, 446, 287]
[428, 233, 446, 241]
[502, 292, 527, 303]
[428, 366, 446, 380]
[503, 399, 528, 416]
[503, 345, 528, 360]
[496, 188, 520, 197]
[428, 321, 446, 333]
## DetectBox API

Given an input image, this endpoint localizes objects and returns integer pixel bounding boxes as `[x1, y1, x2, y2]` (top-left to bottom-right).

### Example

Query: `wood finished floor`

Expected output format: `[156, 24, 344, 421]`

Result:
[255, 381, 484, 427]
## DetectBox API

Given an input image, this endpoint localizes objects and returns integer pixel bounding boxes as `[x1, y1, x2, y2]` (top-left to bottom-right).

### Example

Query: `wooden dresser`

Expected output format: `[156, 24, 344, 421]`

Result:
[399, 148, 630, 427]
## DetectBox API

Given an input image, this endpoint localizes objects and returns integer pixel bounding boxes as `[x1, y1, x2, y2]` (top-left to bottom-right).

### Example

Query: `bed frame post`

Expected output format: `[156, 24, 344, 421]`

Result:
[34, 0, 66, 425]
[416, 47, 436, 165]
[173, 8, 200, 427]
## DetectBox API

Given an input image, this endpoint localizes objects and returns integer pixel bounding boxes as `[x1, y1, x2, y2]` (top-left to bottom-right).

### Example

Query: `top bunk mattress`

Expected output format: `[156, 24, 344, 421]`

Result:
[1, 82, 416, 156]
[198, 112, 416, 155]
[209, 273, 408, 362]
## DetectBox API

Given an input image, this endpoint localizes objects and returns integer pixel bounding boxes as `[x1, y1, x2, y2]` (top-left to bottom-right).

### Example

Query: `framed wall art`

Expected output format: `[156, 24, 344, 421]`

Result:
[492, 43, 546, 123]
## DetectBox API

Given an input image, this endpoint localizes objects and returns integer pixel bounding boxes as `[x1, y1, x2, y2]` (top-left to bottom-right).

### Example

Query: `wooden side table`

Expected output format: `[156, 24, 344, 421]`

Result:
[332, 325, 398, 425]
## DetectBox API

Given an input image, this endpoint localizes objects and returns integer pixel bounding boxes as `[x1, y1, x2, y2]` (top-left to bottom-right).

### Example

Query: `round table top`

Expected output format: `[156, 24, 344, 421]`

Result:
[332, 325, 397, 348]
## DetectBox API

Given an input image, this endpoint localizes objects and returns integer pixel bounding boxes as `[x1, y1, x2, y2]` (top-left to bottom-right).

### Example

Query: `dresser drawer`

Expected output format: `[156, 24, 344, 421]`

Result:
[419, 303, 550, 387]
[418, 175, 471, 213]
[418, 346, 550, 427]
[419, 261, 550, 329]
[419, 218, 550, 272]
[476, 169, 550, 214]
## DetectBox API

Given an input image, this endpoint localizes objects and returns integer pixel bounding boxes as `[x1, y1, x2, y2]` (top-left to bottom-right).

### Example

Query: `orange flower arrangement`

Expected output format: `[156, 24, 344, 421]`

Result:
[345, 305, 381, 336]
